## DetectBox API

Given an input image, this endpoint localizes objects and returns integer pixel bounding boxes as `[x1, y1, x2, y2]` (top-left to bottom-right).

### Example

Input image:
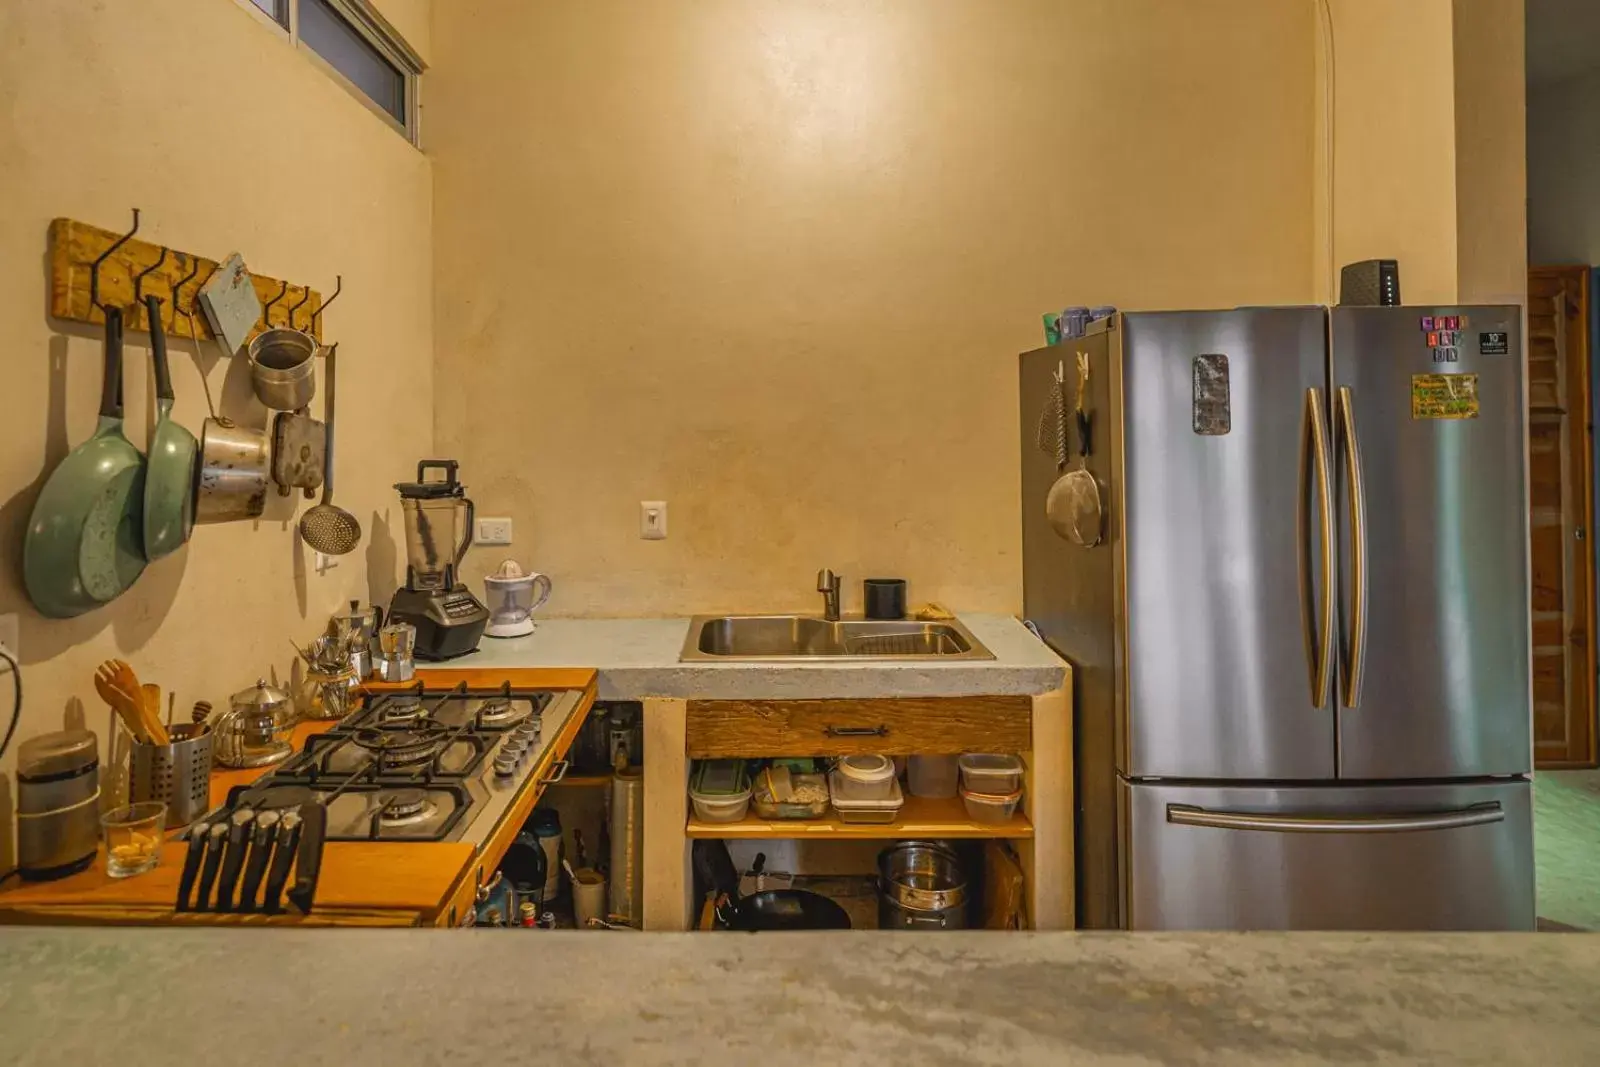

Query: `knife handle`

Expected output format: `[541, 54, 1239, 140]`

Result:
[286, 801, 326, 916]
[262, 812, 302, 915]
[193, 822, 229, 912]
[237, 811, 280, 914]
[214, 809, 255, 914]
[174, 821, 210, 912]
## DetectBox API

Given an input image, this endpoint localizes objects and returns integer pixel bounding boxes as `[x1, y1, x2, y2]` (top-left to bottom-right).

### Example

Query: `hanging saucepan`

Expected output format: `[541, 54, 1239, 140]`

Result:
[193, 415, 269, 524]
[24, 306, 148, 617]
[141, 293, 198, 559]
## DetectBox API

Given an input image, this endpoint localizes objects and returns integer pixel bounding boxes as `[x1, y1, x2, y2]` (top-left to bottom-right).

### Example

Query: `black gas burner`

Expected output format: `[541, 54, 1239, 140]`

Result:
[350, 723, 451, 769]
[377, 788, 436, 826]
[378, 694, 426, 725]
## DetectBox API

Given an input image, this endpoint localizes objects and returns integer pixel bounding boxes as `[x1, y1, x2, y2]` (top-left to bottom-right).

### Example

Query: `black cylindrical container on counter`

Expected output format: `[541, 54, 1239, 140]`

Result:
[863, 578, 907, 620]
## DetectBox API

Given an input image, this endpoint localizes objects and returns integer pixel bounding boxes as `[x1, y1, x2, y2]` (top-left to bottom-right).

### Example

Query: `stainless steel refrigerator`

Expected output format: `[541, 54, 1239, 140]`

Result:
[1020, 306, 1535, 930]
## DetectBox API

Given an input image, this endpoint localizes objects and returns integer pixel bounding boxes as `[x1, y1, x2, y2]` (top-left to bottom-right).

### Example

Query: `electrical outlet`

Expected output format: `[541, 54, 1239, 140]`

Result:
[0, 613, 17, 661]
[476, 517, 514, 545]
[640, 501, 668, 540]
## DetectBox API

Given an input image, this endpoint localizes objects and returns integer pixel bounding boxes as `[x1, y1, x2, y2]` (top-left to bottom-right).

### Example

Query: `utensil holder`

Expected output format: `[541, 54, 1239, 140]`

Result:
[129, 727, 213, 828]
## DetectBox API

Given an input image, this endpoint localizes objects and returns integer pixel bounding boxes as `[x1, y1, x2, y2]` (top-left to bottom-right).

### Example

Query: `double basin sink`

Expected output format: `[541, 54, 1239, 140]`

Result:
[679, 615, 994, 662]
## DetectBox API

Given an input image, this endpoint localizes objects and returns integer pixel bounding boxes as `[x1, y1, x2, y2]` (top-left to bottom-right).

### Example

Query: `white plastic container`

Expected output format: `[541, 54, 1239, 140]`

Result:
[829, 770, 905, 824]
[689, 759, 752, 823]
[961, 786, 1023, 824]
[907, 755, 959, 799]
[959, 753, 1024, 795]
[835, 754, 897, 800]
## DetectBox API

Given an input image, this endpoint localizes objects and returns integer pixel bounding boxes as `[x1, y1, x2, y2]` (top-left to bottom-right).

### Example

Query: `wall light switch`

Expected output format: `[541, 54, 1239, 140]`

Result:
[641, 501, 668, 540]
[477, 517, 514, 545]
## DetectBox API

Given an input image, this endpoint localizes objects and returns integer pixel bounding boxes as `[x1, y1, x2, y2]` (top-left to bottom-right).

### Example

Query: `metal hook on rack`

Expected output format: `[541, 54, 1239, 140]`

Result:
[287, 285, 312, 331]
[133, 244, 170, 304]
[308, 275, 342, 334]
[262, 278, 289, 330]
[89, 208, 141, 312]
[171, 252, 203, 312]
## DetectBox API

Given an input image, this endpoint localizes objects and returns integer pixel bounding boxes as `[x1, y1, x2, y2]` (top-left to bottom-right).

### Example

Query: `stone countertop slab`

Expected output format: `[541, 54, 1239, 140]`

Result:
[1, 929, 1596, 1066]
[432, 613, 1067, 700]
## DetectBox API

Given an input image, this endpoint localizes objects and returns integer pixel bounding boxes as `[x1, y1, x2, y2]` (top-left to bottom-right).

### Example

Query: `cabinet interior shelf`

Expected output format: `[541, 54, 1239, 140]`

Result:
[685, 795, 1032, 840]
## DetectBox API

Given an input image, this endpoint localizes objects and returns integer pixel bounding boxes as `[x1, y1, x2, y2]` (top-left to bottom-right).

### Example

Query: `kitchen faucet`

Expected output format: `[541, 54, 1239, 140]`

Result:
[816, 569, 842, 621]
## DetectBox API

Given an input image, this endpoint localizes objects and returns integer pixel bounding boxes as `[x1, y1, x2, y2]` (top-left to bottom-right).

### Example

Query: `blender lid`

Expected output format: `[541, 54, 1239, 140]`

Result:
[394, 459, 465, 499]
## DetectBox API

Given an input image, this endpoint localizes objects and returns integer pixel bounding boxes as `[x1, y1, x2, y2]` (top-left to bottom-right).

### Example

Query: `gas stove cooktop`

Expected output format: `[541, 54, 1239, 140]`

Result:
[225, 682, 582, 845]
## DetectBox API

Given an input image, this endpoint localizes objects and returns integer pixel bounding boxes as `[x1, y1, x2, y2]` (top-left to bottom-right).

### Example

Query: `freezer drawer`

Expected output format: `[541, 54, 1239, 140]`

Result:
[1123, 779, 1533, 931]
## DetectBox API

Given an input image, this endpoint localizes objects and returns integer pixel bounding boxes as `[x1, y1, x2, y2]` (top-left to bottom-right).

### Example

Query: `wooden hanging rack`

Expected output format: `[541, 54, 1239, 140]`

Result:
[48, 213, 328, 345]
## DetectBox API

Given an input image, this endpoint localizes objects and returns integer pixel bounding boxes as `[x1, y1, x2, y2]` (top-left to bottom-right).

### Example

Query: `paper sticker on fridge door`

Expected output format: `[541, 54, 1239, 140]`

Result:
[1411, 373, 1479, 420]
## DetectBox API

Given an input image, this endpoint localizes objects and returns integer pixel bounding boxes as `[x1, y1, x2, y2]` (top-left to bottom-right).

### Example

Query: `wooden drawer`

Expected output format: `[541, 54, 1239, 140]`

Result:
[685, 696, 1032, 757]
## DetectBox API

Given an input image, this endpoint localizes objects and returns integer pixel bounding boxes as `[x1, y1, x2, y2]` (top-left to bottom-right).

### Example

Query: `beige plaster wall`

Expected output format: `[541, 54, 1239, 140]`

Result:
[1528, 68, 1600, 266]
[0, 0, 433, 846]
[1452, 0, 1527, 306]
[429, 0, 1316, 619]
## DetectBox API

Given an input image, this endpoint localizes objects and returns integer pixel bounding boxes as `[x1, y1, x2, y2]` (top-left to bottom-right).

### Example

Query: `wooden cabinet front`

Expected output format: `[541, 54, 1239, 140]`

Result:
[685, 695, 1031, 757]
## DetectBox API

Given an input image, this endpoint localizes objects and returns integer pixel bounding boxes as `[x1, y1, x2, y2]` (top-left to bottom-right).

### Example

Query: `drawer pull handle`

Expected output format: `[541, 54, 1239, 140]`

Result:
[538, 759, 571, 787]
[824, 725, 889, 738]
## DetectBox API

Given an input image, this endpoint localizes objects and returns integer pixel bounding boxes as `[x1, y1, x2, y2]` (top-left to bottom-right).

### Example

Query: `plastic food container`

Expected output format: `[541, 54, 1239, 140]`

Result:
[830, 769, 906, 824]
[959, 753, 1024, 795]
[689, 759, 752, 823]
[961, 786, 1023, 824]
[751, 767, 830, 820]
[907, 755, 959, 799]
[835, 754, 897, 801]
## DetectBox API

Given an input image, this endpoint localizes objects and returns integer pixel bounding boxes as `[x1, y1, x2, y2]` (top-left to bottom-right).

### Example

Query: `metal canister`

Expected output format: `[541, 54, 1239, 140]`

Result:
[15, 729, 100, 881]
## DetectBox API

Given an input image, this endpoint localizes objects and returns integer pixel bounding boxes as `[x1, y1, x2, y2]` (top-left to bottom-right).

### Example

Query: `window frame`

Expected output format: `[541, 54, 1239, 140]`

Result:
[234, 0, 425, 147]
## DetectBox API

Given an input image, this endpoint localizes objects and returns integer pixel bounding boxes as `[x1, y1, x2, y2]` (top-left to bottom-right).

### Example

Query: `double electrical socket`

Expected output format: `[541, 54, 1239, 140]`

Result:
[476, 517, 514, 545]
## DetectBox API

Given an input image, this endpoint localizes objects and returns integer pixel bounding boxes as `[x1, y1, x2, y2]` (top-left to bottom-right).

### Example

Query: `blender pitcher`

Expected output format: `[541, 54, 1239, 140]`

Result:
[396, 460, 474, 590]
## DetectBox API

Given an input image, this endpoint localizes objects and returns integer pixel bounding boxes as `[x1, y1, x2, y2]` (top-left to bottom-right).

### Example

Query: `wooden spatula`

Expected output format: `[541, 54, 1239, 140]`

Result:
[94, 665, 149, 743]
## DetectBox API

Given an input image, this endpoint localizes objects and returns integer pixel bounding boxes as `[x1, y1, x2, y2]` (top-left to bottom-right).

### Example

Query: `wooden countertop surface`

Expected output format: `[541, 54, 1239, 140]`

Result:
[0, 667, 599, 926]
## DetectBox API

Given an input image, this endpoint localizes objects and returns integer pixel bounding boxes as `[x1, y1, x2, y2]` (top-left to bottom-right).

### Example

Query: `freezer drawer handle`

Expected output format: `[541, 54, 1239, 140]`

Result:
[824, 724, 890, 738]
[1166, 802, 1504, 834]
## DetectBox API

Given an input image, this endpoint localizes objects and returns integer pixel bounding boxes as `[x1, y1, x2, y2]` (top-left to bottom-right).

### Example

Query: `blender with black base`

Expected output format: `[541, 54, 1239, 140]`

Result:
[386, 460, 489, 660]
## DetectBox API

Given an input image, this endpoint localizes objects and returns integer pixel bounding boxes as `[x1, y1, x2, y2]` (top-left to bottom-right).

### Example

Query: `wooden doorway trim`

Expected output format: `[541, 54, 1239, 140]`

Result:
[1529, 265, 1597, 769]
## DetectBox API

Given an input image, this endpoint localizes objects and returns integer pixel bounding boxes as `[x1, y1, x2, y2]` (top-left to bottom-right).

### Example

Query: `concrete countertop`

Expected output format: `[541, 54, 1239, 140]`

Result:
[2, 929, 1596, 1065]
[432, 613, 1067, 700]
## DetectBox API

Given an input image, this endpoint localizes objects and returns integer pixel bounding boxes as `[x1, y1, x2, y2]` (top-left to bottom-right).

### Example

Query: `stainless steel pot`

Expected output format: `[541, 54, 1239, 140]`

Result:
[247, 328, 318, 411]
[15, 729, 100, 881]
[213, 679, 297, 768]
[877, 841, 968, 929]
[194, 416, 269, 523]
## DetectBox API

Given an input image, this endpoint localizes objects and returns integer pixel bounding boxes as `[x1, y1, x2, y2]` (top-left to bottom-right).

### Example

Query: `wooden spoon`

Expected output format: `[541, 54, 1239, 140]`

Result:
[93, 666, 149, 743]
[140, 683, 170, 745]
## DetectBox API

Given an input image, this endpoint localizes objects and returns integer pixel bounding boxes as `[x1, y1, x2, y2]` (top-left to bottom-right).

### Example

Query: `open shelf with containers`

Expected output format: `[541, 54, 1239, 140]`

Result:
[641, 691, 1072, 932]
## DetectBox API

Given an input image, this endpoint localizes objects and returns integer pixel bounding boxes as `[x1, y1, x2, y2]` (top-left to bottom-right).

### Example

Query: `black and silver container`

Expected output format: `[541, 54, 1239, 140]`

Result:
[16, 729, 101, 881]
[877, 840, 968, 930]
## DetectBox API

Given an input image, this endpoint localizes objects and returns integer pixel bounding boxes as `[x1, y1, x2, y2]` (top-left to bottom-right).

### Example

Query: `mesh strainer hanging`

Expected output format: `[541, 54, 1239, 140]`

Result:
[299, 344, 361, 555]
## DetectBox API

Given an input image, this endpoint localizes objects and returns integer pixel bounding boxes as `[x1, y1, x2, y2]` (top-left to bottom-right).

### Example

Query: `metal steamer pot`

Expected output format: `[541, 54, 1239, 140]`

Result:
[247, 327, 318, 412]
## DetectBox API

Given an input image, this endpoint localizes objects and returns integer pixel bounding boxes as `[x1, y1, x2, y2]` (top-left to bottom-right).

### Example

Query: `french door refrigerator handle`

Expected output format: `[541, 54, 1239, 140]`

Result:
[1166, 802, 1504, 834]
[1336, 385, 1369, 707]
[1300, 389, 1336, 707]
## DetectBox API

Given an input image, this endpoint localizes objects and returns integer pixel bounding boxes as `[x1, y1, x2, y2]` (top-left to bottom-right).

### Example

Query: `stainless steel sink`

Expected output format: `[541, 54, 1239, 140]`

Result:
[680, 615, 995, 662]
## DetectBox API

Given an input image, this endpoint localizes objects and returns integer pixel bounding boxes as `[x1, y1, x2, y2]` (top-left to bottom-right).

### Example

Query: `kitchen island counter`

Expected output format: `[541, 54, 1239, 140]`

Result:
[2, 928, 1594, 1066]
[439, 613, 1065, 700]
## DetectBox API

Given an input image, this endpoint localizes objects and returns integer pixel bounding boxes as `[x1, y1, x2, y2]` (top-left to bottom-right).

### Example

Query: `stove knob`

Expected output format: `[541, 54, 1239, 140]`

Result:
[514, 725, 540, 745]
[493, 754, 518, 778]
[502, 740, 526, 761]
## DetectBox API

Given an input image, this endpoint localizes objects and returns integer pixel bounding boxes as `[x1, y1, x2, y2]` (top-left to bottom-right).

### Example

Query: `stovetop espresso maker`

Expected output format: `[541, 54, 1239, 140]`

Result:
[386, 460, 489, 660]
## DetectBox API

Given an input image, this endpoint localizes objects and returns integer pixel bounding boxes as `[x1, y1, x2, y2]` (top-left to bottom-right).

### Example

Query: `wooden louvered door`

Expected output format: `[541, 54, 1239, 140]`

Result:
[1529, 266, 1595, 768]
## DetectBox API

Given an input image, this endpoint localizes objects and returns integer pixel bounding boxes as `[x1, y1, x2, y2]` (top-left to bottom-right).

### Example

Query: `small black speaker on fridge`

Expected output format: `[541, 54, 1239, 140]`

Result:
[1339, 259, 1402, 306]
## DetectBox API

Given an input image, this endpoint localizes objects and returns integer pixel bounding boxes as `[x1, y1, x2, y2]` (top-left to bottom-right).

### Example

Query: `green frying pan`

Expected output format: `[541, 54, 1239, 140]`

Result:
[141, 294, 197, 559]
[24, 307, 148, 618]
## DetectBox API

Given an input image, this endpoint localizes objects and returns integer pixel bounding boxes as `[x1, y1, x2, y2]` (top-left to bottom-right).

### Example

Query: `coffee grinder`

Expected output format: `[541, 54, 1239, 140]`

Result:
[387, 460, 490, 660]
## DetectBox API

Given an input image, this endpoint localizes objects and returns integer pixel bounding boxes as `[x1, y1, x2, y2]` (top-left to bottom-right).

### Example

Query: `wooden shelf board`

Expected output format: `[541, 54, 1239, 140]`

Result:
[686, 795, 1032, 840]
